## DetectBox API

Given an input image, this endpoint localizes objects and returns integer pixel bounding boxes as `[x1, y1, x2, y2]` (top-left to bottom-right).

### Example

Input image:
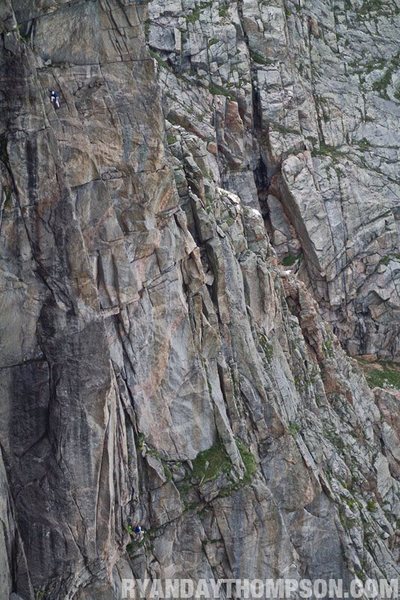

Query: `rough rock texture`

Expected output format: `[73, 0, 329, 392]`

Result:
[147, 0, 400, 360]
[0, 0, 400, 598]
[275, 0, 400, 360]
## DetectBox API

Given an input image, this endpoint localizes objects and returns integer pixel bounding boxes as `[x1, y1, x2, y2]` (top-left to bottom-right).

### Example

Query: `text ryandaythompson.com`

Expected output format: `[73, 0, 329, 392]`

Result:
[121, 578, 399, 599]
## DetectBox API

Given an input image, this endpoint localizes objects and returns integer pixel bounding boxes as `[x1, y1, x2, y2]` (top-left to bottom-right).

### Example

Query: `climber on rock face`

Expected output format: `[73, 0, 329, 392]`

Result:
[134, 525, 144, 542]
[50, 90, 60, 109]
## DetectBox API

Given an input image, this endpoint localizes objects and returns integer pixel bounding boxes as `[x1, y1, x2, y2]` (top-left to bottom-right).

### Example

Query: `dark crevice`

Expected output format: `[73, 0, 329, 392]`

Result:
[253, 157, 270, 219]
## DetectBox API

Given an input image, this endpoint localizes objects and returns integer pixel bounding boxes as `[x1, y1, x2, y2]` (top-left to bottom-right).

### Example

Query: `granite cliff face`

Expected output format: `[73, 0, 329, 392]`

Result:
[148, 0, 400, 360]
[0, 0, 400, 598]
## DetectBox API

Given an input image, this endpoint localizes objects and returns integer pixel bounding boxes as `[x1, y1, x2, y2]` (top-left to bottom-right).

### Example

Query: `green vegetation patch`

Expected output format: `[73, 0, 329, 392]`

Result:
[371, 53, 400, 99]
[343, 496, 358, 510]
[293, 367, 319, 393]
[250, 50, 271, 66]
[187, 6, 201, 23]
[323, 336, 334, 358]
[259, 333, 273, 361]
[324, 427, 346, 451]
[363, 58, 385, 74]
[236, 439, 257, 484]
[366, 365, 400, 390]
[191, 441, 232, 483]
[166, 133, 178, 145]
[360, 0, 384, 11]
[136, 436, 258, 518]
[272, 123, 300, 136]
[282, 253, 298, 267]
[288, 422, 301, 436]
[357, 0, 392, 17]
[179, 438, 258, 502]
[372, 69, 393, 98]
[357, 138, 372, 151]
[148, 49, 169, 69]
[338, 506, 359, 530]
[208, 82, 234, 99]
[380, 253, 400, 265]
[187, 1, 212, 23]
[312, 143, 346, 161]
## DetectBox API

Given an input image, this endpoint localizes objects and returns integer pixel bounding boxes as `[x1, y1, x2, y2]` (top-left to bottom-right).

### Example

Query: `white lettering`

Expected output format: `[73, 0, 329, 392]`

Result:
[180, 579, 194, 598]
[122, 579, 136, 600]
[380, 579, 399, 599]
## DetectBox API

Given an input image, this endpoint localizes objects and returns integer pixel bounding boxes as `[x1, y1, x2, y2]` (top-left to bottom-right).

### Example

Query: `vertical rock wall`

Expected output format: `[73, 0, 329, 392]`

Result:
[147, 0, 400, 359]
[0, 1, 399, 598]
